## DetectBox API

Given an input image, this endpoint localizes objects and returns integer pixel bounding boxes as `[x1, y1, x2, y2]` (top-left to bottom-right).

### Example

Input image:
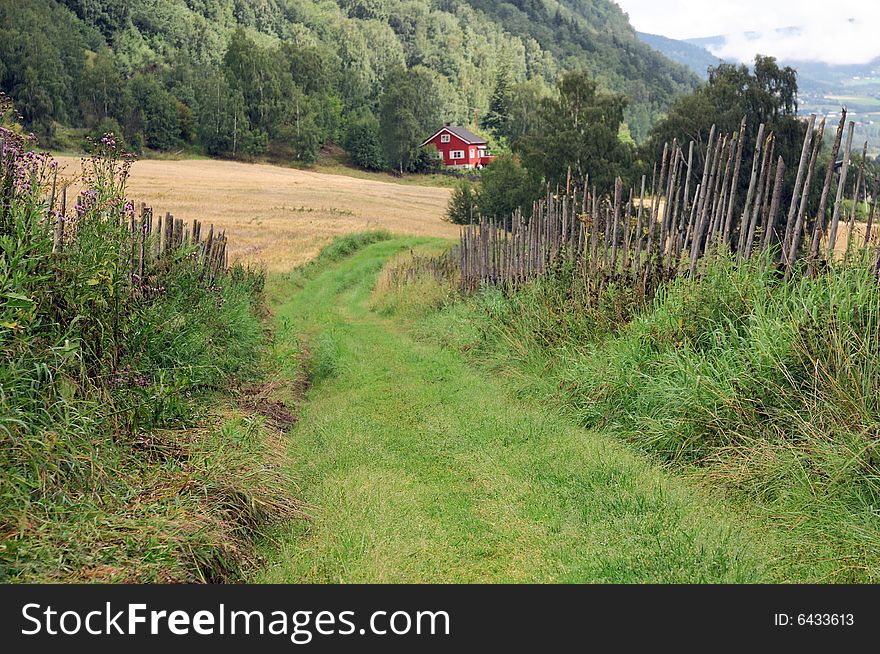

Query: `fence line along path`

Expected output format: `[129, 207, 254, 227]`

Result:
[49, 193, 230, 288]
[459, 113, 880, 295]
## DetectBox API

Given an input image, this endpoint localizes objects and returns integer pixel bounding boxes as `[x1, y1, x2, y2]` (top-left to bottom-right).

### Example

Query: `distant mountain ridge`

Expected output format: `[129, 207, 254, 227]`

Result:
[636, 32, 720, 79]
[636, 27, 880, 155]
[651, 27, 880, 82]
[684, 26, 804, 54]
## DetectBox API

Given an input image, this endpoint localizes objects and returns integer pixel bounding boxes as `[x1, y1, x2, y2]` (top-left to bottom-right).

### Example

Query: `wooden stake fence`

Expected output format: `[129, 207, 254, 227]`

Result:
[459, 115, 880, 294]
[51, 201, 229, 288]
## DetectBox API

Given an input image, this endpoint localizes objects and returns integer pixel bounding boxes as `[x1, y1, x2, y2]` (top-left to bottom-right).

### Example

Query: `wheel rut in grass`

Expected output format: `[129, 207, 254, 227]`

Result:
[256, 237, 782, 583]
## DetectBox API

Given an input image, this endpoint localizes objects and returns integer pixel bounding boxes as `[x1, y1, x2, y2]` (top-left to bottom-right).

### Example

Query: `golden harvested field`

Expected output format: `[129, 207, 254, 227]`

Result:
[55, 156, 455, 271]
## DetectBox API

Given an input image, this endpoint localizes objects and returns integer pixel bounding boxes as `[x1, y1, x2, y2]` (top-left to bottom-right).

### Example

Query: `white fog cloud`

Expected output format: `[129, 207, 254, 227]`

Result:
[614, 0, 880, 65]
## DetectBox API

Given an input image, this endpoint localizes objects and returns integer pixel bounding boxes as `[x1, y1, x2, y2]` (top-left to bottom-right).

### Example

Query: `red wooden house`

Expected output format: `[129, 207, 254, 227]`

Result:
[420, 124, 495, 169]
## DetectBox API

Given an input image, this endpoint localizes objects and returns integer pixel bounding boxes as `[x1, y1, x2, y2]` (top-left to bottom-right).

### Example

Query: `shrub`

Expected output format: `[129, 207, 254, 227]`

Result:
[344, 112, 385, 171]
[476, 153, 541, 224]
[446, 180, 476, 224]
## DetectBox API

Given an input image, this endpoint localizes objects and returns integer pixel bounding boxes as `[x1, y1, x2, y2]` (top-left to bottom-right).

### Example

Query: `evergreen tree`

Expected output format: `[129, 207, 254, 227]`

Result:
[517, 70, 633, 190]
[480, 65, 512, 140]
[446, 180, 477, 224]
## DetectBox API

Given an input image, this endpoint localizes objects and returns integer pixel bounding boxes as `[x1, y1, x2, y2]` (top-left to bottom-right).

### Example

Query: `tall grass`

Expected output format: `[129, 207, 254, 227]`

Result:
[392, 248, 880, 581]
[559, 255, 880, 580]
[370, 244, 457, 318]
[0, 127, 297, 582]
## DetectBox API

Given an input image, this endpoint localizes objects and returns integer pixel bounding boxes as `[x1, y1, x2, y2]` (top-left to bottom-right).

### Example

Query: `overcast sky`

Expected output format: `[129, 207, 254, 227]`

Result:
[613, 0, 880, 65]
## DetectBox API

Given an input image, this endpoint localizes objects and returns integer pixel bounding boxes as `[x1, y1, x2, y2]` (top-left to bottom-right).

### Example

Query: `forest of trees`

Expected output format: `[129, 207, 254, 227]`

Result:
[2, 0, 829, 230]
[448, 55, 817, 224]
[0, 0, 699, 168]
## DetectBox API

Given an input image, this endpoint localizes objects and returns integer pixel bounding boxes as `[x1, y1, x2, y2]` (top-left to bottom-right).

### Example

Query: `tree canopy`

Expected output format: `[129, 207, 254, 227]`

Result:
[379, 67, 442, 173]
[646, 55, 806, 182]
[0, 0, 697, 165]
[516, 71, 634, 190]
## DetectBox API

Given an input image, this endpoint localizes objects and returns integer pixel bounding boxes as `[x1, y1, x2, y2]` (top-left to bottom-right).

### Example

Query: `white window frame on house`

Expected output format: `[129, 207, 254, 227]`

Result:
[440, 133, 451, 143]
[450, 150, 465, 159]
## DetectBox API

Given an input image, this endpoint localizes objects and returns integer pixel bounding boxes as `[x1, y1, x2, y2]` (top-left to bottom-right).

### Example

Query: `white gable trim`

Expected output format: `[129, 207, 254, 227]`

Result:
[419, 127, 484, 147]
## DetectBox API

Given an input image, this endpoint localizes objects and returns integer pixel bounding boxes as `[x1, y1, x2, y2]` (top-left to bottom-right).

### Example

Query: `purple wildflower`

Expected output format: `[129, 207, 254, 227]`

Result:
[75, 189, 99, 218]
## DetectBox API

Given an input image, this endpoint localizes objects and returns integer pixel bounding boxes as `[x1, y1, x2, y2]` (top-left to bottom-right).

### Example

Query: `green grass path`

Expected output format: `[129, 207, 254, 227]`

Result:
[256, 237, 781, 583]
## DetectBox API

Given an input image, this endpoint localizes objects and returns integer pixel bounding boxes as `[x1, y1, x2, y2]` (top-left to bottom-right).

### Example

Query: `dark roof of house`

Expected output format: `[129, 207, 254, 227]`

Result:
[445, 125, 486, 144]
[421, 125, 487, 146]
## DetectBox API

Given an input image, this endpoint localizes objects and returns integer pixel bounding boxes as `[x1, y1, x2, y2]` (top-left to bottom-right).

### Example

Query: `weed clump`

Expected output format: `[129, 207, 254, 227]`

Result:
[370, 245, 457, 318]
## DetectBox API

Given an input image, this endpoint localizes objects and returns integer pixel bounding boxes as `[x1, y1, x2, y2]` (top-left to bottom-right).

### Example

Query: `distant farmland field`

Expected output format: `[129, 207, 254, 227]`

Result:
[55, 157, 455, 271]
[823, 94, 880, 109]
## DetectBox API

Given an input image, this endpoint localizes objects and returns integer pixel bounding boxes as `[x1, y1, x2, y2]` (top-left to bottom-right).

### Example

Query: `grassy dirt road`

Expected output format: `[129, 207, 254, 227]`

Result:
[256, 237, 785, 583]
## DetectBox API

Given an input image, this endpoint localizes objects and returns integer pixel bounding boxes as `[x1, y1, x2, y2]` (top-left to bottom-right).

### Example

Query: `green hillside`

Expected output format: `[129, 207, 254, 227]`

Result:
[461, 1, 700, 136]
[0, 0, 698, 156]
[636, 31, 721, 79]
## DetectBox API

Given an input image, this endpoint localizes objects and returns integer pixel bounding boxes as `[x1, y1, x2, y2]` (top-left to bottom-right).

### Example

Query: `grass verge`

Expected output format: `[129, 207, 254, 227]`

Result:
[1, 134, 304, 582]
[377, 246, 880, 582]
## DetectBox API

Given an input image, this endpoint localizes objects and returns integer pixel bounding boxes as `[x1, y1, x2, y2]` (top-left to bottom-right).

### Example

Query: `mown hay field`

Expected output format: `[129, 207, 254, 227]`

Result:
[55, 156, 455, 271]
